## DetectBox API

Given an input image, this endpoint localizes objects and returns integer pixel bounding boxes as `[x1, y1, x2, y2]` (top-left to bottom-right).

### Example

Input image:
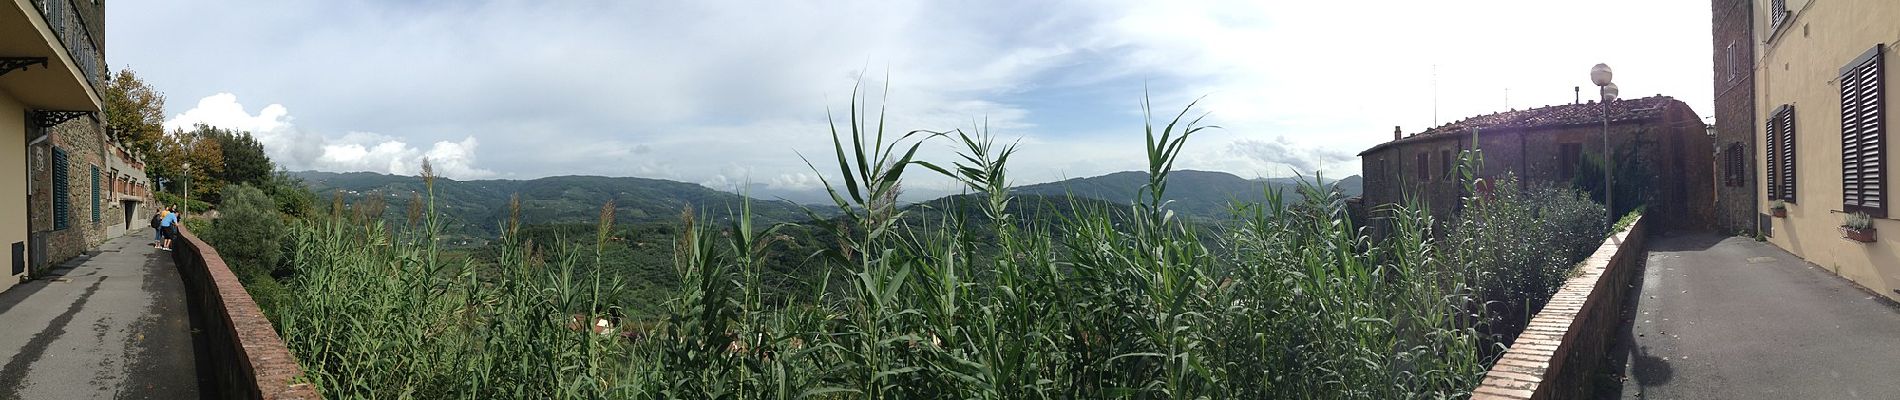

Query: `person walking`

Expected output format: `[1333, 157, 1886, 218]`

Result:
[158, 206, 180, 251]
[150, 206, 169, 247]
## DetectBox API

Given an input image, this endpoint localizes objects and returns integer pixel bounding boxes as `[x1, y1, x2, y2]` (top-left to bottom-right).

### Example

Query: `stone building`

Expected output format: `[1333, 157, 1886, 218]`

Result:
[1712, 0, 1760, 236]
[1740, 0, 1900, 301]
[4, 0, 118, 291]
[1356, 96, 1716, 233]
[29, 119, 152, 270]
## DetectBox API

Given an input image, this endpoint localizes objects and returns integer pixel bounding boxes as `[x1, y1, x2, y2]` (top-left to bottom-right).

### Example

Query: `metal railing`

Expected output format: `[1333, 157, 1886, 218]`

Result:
[28, 0, 103, 92]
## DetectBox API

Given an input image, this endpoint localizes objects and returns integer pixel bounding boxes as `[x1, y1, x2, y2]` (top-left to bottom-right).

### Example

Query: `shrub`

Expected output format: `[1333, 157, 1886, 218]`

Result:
[155, 191, 211, 213]
[1448, 175, 1606, 346]
[206, 184, 286, 279]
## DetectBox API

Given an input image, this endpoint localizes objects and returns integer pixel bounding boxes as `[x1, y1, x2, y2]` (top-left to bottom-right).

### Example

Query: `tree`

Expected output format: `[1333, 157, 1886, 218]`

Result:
[214, 129, 272, 186]
[104, 69, 167, 159]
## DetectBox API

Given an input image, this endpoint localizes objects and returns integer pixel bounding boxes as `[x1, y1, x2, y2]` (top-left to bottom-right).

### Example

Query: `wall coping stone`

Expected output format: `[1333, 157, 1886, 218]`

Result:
[174, 225, 321, 399]
[1472, 215, 1649, 400]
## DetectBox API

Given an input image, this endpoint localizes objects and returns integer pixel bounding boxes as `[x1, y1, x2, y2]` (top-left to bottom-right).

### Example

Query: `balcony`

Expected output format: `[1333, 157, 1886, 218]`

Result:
[0, 0, 104, 112]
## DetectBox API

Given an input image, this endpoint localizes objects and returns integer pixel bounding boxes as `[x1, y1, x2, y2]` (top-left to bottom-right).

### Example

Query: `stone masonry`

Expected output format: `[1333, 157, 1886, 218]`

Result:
[1710, 0, 1758, 235]
[27, 116, 144, 273]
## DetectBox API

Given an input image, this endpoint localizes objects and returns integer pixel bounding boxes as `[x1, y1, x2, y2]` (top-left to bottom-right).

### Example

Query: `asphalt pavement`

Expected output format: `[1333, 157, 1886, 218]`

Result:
[0, 233, 206, 399]
[1612, 233, 1900, 399]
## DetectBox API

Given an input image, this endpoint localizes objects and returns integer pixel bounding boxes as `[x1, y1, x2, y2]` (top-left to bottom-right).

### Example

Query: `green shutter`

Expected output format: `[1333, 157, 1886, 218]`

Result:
[52, 148, 69, 231]
[91, 166, 101, 223]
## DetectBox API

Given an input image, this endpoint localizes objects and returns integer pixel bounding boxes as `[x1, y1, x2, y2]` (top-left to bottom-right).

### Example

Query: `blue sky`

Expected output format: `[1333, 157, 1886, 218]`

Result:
[107, 0, 1713, 199]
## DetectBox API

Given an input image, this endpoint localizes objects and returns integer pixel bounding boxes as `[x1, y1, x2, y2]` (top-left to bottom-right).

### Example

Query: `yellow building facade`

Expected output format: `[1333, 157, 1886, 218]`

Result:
[1753, 0, 1900, 300]
[2, 0, 106, 292]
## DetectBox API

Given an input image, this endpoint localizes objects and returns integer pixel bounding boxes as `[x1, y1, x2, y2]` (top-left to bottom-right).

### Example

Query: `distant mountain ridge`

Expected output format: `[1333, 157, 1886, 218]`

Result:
[290, 170, 1363, 238]
[1014, 170, 1363, 218]
[291, 171, 823, 240]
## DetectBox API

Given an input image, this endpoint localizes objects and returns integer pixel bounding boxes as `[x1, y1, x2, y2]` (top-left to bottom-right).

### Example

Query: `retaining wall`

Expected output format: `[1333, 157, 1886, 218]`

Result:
[170, 225, 321, 399]
[1473, 215, 1649, 399]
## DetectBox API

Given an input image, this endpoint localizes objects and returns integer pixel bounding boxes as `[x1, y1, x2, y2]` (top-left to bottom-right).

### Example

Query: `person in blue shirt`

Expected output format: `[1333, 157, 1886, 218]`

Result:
[158, 206, 180, 251]
[149, 206, 169, 247]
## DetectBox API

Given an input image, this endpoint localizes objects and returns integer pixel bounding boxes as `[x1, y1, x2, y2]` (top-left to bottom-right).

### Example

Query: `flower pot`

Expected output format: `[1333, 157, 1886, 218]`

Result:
[1841, 226, 1878, 243]
[1771, 208, 1787, 218]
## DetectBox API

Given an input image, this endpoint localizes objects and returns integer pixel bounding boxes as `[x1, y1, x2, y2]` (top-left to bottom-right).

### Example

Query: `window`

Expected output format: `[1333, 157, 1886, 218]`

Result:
[1841, 44, 1886, 217]
[90, 166, 100, 223]
[1727, 44, 1737, 81]
[1416, 152, 1430, 181]
[1441, 150, 1453, 177]
[1766, 105, 1796, 202]
[52, 148, 70, 230]
[1725, 142, 1747, 187]
[1771, 0, 1789, 30]
[1559, 143, 1582, 180]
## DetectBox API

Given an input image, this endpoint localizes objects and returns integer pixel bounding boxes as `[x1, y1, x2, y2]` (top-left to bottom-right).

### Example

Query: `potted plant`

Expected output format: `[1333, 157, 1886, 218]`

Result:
[1841, 212, 1877, 243]
[1770, 200, 1788, 217]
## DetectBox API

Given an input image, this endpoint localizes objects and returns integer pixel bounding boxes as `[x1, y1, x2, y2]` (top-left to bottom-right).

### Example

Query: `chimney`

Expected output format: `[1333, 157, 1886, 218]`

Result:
[1574, 86, 1581, 104]
[1393, 126, 1402, 141]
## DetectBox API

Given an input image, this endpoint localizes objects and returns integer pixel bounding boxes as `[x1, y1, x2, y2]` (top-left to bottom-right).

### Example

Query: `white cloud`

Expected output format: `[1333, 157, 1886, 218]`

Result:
[117, 0, 1711, 187]
[163, 93, 496, 179]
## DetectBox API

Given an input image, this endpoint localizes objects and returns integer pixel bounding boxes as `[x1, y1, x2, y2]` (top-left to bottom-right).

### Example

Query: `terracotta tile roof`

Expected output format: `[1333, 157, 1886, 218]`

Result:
[1421, 95, 1676, 135]
[1360, 95, 1682, 156]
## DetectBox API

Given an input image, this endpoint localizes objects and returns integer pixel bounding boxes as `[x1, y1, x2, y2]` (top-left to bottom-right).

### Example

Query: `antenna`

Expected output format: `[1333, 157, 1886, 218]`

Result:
[1432, 64, 1439, 126]
[1505, 88, 1510, 109]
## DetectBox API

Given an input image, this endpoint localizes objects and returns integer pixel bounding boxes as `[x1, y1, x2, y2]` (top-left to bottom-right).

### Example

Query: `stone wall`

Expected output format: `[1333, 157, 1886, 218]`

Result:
[1360, 103, 1715, 234]
[1710, 0, 1759, 235]
[29, 117, 111, 271]
[1472, 215, 1649, 400]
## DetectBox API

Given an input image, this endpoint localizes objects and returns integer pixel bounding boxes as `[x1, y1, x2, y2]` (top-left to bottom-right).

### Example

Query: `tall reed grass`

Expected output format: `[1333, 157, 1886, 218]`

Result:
[269, 87, 1602, 399]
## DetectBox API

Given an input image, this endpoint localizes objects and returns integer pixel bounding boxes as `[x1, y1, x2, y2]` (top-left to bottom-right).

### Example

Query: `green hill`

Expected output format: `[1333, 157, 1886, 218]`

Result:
[292, 171, 826, 244]
[1014, 170, 1363, 220]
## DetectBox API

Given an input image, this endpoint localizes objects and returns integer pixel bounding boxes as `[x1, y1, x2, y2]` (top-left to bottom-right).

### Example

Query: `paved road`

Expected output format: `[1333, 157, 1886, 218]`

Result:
[0, 233, 206, 399]
[1614, 233, 1900, 399]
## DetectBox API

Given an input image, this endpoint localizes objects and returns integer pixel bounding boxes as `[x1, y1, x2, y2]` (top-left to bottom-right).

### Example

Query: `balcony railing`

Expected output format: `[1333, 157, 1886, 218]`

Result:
[28, 0, 103, 92]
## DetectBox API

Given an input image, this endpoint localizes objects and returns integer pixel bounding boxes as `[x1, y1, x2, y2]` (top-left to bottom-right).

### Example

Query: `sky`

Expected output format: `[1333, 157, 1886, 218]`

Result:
[110, 0, 1713, 200]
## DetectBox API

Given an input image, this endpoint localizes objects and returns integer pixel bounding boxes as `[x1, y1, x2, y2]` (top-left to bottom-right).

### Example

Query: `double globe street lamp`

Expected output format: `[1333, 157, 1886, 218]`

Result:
[1591, 63, 1619, 221]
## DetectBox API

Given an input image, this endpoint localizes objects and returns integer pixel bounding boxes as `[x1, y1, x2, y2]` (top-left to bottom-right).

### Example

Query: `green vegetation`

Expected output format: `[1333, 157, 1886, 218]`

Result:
[1013, 170, 1363, 220]
[155, 191, 211, 213]
[250, 88, 1613, 399]
[294, 171, 827, 245]
[203, 184, 295, 319]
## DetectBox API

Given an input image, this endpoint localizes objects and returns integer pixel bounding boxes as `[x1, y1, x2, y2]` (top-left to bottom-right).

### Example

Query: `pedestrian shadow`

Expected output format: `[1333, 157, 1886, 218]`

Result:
[1629, 345, 1674, 387]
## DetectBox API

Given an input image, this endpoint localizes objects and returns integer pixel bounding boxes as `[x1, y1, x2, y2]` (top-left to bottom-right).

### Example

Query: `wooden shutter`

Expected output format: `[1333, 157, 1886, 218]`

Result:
[1771, 0, 1788, 29]
[52, 148, 69, 230]
[1441, 150, 1452, 176]
[1778, 105, 1793, 201]
[1842, 44, 1886, 217]
[1416, 152, 1430, 181]
[90, 166, 100, 223]
[1765, 106, 1787, 201]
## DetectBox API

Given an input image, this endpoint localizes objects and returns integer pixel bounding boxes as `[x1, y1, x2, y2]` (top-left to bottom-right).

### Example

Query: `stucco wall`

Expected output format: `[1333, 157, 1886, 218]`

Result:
[1755, 0, 1900, 301]
[2, 93, 27, 291]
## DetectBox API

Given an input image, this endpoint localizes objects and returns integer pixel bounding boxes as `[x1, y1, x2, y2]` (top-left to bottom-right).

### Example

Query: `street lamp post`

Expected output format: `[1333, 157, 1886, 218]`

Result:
[181, 162, 190, 219]
[1591, 63, 1619, 221]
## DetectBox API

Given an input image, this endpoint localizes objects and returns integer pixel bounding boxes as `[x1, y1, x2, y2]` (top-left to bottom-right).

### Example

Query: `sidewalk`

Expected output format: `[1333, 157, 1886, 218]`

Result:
[1613, 233, 1900, 399]
[0, 233, 206, 399]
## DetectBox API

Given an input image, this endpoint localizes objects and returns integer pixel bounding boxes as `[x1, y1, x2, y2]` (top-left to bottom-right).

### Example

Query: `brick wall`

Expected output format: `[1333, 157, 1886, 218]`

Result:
[1472, 215, 1649, 400]
[170, 225, 321, 400]
[1711, 0, 1759, 235]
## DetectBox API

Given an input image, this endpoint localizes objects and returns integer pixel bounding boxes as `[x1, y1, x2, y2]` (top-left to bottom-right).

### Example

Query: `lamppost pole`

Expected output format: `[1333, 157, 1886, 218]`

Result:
[1591, 64, 1618, 222]
[182, 162, 191, 220]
